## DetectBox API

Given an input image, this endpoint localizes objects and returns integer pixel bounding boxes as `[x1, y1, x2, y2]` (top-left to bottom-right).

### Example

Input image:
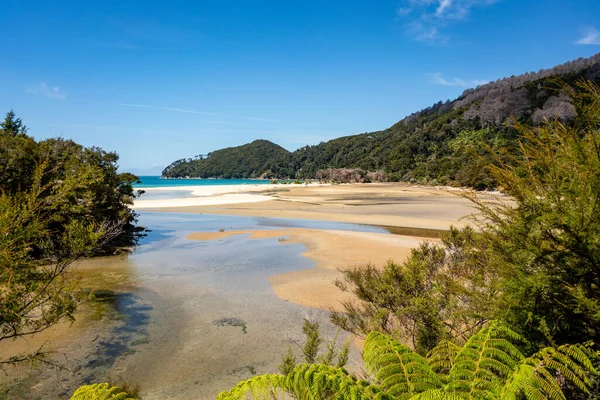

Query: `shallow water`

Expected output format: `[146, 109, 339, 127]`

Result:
[2, 212, 379, 399]
[134, 176, 270, 189]
[136, 189, 196, 201]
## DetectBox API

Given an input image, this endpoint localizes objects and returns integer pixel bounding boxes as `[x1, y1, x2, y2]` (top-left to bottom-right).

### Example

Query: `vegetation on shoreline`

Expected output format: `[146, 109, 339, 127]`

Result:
[0, 111, 143, 366]
[163, 53, 600, 189]
[331, 81, 600, 354]
[67, 79, 600, 399]
[6, 56, 600, 399]
[162, 139, 289, 179]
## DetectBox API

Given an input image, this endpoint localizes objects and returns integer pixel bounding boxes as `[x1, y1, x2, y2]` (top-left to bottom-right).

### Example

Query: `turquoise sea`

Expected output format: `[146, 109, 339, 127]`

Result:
[134, 175, 270, 188]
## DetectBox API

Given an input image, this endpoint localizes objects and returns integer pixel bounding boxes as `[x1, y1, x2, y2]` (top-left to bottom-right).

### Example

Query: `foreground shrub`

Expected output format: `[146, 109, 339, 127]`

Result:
[70, 383, 136, 400]
[217, 321, 598, 400]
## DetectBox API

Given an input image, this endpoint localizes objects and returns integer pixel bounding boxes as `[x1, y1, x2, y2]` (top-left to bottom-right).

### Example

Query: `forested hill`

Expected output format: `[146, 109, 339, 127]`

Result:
[164, 52, 600, 187]
[162, 139, 290, 179]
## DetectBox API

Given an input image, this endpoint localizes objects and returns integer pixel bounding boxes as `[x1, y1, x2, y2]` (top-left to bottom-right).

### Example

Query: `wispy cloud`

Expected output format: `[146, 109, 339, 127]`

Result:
[120, 103, 219, 116]
[398, 0, 500, 42]
[93, 41, 144, 50]
[26, 82, 67, 100]
[576, 27, 600, 45]
[427, 72, 488, 87]
[245, 117, 284, 123]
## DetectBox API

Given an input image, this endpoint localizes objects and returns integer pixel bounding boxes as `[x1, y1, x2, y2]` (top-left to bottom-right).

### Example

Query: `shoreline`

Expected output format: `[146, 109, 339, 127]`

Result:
[186, 228, 426, 310]
[171, 183, 483, 310]
[135, 183, 479, 230]
[133, 183, 329, 209]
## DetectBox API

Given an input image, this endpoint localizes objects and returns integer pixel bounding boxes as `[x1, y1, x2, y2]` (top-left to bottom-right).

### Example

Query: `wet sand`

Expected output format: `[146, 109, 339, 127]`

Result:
[187, 229, 425, 310]
[2, 185, 487, 399]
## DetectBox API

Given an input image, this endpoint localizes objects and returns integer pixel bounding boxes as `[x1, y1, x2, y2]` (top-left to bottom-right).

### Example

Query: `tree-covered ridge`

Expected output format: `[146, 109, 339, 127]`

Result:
[162, 139, 290, 179]
[163, 52, 600, 188]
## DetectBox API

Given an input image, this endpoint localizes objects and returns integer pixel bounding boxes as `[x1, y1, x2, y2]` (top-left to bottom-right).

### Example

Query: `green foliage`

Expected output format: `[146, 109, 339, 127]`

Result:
[445, 321, 524, 398]
[460, 80, 600, 347]
[331, 80, 600, 356]
[363, 331, 444, 398]
[331, 226, 497, 355]
[302, 319, 323, 364]
[0, 163, 113, 349]
[0, 111, 143, 364]
[278, 346, 297, 375]
[277, 319, 350, 375]
[219, 321, 598, 399]
[0, 110, 28, 137]
[70, 383, 136, 400]
[219, 363, 392, 400]
[162, 139, 291, 179]
[426, 340, 461, 378]
[0, 114, 143, 254]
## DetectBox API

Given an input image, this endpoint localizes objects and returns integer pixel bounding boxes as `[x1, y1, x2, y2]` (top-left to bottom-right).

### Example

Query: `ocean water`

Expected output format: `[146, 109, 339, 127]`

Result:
[134, 175, 270, 188]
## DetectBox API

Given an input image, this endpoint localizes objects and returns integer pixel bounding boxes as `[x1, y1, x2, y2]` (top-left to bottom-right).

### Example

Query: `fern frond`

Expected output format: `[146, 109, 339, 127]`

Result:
[284, 363, 392, 400]
[427, 340, 461, 377]
[217, 364, 390, 400]
[501, 343, 598, 400]
[217, 374, 284, 400]
[70, 383, 135, 400]
[446, 320, 525, 399]
[411, 388, 469, 400]
[364, 331, 443, 399]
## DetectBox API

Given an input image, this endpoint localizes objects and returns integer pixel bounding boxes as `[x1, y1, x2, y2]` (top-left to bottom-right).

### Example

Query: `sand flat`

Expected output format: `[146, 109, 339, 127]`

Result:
[178, 184, 483, 310]
[187, 228, 427, 310]
[142, 183, 480, 230]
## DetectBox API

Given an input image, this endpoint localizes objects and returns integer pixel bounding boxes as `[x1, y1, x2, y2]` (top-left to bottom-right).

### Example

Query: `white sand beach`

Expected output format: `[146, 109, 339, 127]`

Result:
[133, 183, 328, 209]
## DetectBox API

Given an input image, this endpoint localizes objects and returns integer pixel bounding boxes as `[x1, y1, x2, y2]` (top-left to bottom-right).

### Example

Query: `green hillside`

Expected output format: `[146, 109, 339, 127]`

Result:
[164, 53, 600, 188]
[162, 139, 290, 179]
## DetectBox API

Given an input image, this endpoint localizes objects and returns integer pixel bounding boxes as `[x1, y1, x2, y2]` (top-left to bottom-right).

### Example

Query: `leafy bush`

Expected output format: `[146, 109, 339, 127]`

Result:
[218, 321, 598, 400]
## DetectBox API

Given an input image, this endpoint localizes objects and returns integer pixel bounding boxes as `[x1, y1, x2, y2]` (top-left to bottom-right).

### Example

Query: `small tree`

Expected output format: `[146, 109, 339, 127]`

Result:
[278, 319, 350, 375]
[331, 227, 498, 355]
[0, 110, 27, 137]
[0, 161, 124, 365]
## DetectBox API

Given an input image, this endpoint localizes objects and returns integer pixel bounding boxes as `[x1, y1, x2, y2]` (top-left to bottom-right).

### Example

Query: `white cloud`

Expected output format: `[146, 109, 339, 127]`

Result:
[245, 117, 284, 123]
[576, 27, 600, 45]
[407, 20, 444, 42]
[120, 103, 219, 116]
[436, 0, 453, 16]
[427, 72, 488, 87]
[398, 0, 500, 42]
[26, 82, 66, 100]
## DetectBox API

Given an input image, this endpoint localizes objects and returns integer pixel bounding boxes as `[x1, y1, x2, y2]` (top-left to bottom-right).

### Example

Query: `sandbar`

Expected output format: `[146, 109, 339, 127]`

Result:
[187, 228, 427, 310]
[138, 183, 480, 230]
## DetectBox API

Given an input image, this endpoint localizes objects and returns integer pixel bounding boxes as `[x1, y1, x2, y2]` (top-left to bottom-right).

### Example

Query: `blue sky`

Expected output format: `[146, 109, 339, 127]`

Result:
[1, 0, 599, 173]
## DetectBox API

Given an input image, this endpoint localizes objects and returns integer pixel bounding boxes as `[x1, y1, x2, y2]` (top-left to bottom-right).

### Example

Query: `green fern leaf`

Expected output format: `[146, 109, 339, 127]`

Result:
[427, 340, 461, 377]
[217, 374, 284, 400]
[501, 343, 598, 400]
[217, 364, 390, 400]
[70, 383, 135, 400]
[285, 363, 392, 400]
[364, 331, 443, 399]
[446, 321, 524, 399]
[411, 388, 469, 400]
